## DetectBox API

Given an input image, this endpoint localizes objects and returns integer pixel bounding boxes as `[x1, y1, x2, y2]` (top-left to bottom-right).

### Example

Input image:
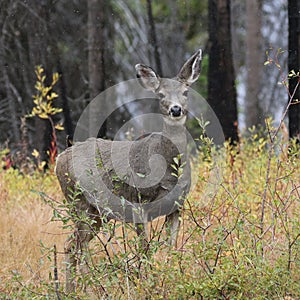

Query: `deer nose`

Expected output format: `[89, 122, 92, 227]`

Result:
[170, 105, 182, 117]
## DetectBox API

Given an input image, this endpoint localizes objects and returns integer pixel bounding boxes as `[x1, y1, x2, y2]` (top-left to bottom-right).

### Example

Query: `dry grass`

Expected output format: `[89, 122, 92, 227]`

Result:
[0, 138, 300, 299]
[0, 170, 67, 294]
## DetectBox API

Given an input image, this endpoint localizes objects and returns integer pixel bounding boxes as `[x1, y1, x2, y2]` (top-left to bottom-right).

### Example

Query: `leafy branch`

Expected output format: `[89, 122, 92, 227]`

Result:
[27, 66, 64, 169]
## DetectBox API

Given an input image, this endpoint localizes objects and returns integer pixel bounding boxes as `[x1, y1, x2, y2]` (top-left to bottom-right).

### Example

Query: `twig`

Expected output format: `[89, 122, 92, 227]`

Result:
[53, 244, 61, 300]
[259, 72, 300, 257]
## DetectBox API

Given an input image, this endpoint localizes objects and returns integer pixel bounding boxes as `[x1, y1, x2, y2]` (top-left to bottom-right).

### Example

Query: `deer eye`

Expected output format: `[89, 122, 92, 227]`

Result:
[183, 90, 188, 97]
[158, 92, 165, 99]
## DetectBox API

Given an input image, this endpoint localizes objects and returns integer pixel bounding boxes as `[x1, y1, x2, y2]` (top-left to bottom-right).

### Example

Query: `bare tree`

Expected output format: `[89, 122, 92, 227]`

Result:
[146, 0, 162, 76]
[208, 0, 239, 143]
[245, 0, 264, 129]
[87, 0, 107, 138]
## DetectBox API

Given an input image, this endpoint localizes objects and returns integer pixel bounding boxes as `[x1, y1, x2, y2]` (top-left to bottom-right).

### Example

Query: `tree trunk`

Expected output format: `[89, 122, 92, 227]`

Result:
[57, 58, 73, 140]
[208, 0, 239, 143]
[146, 0, 162, 76]
[3, 64, 20, 143]
[245, 0, 264, 129]
[288, 0, 300, 140]
[87, 0, 107, 138]
[145, 0, 161, 121]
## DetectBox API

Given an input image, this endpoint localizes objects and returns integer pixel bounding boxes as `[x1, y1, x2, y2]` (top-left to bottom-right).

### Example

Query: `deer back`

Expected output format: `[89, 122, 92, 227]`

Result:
[55, 133, 190, 222]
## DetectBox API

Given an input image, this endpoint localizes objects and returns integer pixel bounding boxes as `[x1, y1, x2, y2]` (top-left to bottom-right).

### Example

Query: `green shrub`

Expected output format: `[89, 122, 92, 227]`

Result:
[1, 131, 299, 299]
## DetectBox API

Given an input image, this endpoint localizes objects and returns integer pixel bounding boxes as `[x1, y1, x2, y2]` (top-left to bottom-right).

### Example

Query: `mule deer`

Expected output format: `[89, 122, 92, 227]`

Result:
[55, 49, 202, 292]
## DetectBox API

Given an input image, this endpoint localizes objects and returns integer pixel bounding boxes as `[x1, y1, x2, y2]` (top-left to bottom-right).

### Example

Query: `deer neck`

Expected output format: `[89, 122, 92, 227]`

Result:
[162, 118, 187, 155]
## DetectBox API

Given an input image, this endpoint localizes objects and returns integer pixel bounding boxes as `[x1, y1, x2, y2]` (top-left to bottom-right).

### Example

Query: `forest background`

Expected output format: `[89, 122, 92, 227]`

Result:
[1, 0, 299, 160]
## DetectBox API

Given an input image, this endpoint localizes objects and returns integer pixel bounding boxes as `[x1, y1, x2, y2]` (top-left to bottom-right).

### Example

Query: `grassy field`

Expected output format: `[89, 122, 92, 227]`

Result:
[0, 134, 300, 299]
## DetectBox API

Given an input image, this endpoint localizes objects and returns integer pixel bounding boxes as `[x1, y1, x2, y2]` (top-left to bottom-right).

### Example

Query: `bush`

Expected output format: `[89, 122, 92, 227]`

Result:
[0, 131, 299, 299]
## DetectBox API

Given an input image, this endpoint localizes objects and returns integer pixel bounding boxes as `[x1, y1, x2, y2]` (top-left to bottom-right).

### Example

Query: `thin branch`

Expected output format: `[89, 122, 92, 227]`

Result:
[260, 74, 300, 257]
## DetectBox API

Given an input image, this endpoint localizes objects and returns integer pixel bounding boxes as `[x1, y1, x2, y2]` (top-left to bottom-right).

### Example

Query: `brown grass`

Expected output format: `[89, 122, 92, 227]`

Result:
[0, 170, 67, 292]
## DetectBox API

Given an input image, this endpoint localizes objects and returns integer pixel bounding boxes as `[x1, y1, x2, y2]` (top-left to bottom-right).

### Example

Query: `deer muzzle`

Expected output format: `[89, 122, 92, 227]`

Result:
[169, 105, 182, 117]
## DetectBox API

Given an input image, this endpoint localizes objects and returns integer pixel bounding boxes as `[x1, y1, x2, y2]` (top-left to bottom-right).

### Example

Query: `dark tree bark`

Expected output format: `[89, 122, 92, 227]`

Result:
[87, 0, 107, 138]
[145, 0, 161, 117]
[57, 59, 73, 140]
[3, 65, 20, 143]
[245, 0, 264, 129]
[208, 0, 239, 143]
[288, 0, 300, 140]
[146, 0, 162, 76]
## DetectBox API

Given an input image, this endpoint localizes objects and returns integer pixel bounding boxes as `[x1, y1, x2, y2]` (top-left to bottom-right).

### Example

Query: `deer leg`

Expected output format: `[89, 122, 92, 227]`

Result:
[65, 232, 77, 294]
[76, 223, 97, 286]
[65, 214, 102, 293]
[165, 210, 180, 246]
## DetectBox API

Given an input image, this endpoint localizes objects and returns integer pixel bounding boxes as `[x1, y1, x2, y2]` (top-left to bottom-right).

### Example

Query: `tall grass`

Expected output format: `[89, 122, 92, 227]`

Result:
[0, 169, 67, 298]
[0, 133, 299, 299]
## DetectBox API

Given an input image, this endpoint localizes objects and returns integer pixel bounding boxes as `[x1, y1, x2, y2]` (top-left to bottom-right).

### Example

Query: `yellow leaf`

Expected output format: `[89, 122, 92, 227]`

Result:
[51, 92, 58, 99]
[42, 87, 50, 98]
[54, 108, 63, 114]
[39, 113, 48, 119]
[55, 123, 64, 131]
[47, 102, 52, 110]
[32, 149, 40, 158]
[38, 161, 47, 171]
[47, 92, 58, 101]
[52, 72, 59, 84]
[32, 107, 40, 115]
[35, 81, 43, 91]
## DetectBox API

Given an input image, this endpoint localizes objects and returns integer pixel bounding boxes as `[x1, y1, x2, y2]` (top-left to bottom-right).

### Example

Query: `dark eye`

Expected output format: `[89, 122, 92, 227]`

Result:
[158, 92, 165, 98]
[183, 90, 188, 97]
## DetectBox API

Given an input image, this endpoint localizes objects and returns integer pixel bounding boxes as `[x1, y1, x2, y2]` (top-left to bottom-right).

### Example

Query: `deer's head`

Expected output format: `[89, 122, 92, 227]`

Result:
[135, 49, 202, 126]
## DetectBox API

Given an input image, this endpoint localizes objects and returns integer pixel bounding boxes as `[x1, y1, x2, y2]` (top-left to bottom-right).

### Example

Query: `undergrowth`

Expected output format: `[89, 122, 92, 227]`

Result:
[0, 130, 299, 299]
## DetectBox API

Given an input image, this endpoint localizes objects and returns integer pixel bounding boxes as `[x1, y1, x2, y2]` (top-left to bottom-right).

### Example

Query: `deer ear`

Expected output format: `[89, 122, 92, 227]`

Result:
[135, 64, 160, 92]
[177, 49, 202, 86]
